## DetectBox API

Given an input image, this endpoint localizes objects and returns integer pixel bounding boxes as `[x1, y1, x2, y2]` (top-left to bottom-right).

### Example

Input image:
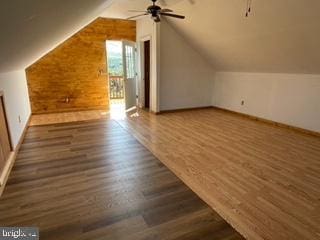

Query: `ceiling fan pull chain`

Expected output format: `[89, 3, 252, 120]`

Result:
[245, 0, 249, 17]
[246, 0, 252, 17]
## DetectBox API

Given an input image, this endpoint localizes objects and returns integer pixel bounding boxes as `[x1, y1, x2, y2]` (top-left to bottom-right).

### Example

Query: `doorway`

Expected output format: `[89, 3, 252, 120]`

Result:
[144, 40, 151, 109]
[0, 92, 12, 182]
[106, 40, 137, 119]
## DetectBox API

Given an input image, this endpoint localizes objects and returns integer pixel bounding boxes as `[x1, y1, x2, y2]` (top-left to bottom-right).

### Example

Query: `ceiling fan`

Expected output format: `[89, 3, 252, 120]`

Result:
[127, 0, 185, 23]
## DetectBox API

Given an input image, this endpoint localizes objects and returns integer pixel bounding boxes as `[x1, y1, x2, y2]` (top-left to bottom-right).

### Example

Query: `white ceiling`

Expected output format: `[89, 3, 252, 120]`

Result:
[102, 0, 320, 74]
[0, 0, 114, 73]
[100, 0, 187, 19]
[167, 0, 320, 74]
[1, 0, 320, 74]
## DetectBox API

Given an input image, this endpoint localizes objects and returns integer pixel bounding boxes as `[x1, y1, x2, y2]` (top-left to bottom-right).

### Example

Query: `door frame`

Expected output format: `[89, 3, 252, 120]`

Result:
[0, 91, 13, 151]
[143, 40, 151, 109]
[138, 23, 161, 113]
[138, 35, 152, 109]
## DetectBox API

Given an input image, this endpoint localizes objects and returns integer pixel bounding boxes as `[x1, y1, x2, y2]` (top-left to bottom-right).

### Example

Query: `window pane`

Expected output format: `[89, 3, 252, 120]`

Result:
[125, 45, 134, 79]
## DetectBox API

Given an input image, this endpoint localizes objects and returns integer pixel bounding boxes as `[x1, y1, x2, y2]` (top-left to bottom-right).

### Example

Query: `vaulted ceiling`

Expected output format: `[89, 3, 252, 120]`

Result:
[100, 0, 185, 19]
[102, 0, 320, 74]
[0, 0, 114, 73]
[167, 0, 320, 74]
[1, 0, 320, 74]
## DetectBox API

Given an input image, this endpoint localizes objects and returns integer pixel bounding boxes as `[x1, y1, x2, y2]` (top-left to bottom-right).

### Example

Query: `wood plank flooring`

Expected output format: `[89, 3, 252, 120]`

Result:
[30, 110, 108, 126]
[0, 119, 244, 240]
[117, 108, 320, 240]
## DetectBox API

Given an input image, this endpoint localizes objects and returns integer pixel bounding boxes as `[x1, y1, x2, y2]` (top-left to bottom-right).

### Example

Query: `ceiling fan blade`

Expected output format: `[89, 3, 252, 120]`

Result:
[160, 8, 173, 13]
[127, 13, 149, 20]
[160, 12, 185, 19]
[128, 10, 148, 13]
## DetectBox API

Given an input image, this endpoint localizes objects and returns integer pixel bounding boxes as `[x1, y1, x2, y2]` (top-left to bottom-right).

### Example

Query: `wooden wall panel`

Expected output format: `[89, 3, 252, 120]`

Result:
[26, 18, 136, 114]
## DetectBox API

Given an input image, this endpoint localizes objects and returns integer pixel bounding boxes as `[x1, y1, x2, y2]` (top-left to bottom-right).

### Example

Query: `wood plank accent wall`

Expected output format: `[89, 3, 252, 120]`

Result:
[26, 18, 136, 114]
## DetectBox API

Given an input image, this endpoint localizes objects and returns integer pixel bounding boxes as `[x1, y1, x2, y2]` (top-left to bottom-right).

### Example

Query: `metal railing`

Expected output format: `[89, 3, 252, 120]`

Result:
[109, 76, 124, 99]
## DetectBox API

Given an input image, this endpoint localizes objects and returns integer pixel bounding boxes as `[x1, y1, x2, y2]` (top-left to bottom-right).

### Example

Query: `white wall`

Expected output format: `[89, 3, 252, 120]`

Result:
[136, 18, 160, 113]
[213, 72, 320, 132]
[159, 20, 214, 111]
[0, 70, 31, 148]
[136, 20, 320, 133]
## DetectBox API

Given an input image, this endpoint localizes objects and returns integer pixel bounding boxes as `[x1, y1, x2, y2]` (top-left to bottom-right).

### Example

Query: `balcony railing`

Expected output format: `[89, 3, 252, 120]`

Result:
[109, 75, 124, 99]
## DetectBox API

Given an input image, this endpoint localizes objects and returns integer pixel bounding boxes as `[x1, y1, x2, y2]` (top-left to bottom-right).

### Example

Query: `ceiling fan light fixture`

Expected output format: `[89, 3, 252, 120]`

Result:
[152, 15, 161, 22]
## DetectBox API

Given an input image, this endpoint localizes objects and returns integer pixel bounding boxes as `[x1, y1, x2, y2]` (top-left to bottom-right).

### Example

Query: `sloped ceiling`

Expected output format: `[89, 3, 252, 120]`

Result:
[103, 0, 320, 74]
[0, 0, 114, 73]
[100, 0, 185, 19]
[168, 0, 320, 74]
[2, 0, 319, 74]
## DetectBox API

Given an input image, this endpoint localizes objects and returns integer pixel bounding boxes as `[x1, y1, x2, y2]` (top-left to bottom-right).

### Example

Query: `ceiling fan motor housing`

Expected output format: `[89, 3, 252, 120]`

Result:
[147, 5, 161, 17]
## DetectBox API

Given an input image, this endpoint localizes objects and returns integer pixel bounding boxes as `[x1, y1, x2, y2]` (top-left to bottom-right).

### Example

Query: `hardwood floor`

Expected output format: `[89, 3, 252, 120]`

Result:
[30, 110, 108, 126]
[29, 100, 125, 126]
[0, 119, 244, 240]
[117, 108, 320, 240]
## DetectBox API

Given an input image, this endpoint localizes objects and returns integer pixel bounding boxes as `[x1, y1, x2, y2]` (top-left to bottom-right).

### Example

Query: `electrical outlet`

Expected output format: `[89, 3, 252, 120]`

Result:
[241, 100, 245, 106]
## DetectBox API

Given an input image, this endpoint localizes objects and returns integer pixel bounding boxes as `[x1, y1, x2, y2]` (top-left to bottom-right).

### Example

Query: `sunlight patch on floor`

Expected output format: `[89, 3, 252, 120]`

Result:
[30, 110, 108, 126]
[110, 99, 126, 120]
